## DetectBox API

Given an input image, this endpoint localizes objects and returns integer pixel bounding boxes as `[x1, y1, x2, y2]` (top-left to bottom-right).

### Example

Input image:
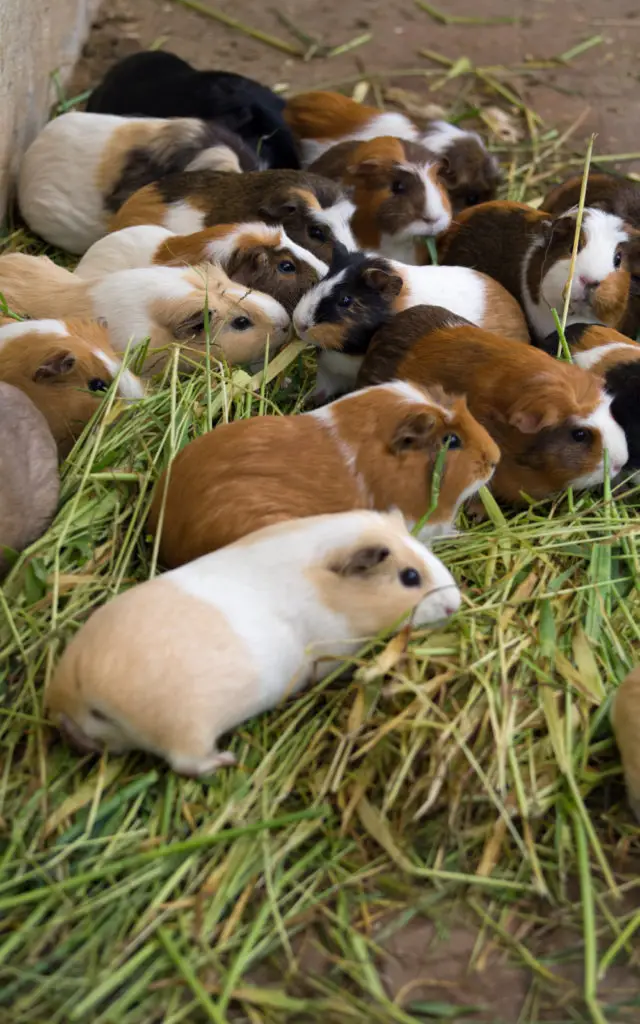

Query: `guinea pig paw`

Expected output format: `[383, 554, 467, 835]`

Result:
[465, 497, 488, 524]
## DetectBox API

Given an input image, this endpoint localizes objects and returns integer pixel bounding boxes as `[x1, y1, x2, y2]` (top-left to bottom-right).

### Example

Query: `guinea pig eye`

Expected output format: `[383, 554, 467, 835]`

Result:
[277, 260, 296, 274]
[442, 433, 462, 449]
[391, 180, 406, 195]
[308, 225, 326, 243]
[399, 567, 422, 588]
[339, 295, 353, 309]
[88, 378, 109, 393]
[613, 250, 623, 269]
[231, 316, 253, 331]
[571, 427, 592, 444]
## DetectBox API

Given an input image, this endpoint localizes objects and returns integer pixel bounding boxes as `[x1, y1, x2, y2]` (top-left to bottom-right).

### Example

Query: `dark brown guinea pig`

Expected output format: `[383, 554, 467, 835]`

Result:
[543, 173, 640, 228]
[110, 168, 358, 263]
[357, 304, 629, 504]
[439, 200, 640, 341]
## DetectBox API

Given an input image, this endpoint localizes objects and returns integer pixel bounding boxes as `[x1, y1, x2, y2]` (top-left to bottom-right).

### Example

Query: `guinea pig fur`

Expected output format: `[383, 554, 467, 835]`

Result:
[0, 383, 59, 578]
[76, 223, 328, 315]
[611, 666, 640, 822]
[86, 50, 300, 170]
[309, 136, 451, 261]
[543, 172, 640, 228]
[537, 322, 640, 474]
[419, 120, 501, 212]
[439, 200, 640, 341]
[0, 254, 290, 376]
[0, 318, 144, 457]
[46, 509, 460, 775]
[356, 304, 629, 503]
[110, 168, 358, 264]
[292, 243, 530, 399]
[147, 380, 500, 569]
[17, 111, 257, 254]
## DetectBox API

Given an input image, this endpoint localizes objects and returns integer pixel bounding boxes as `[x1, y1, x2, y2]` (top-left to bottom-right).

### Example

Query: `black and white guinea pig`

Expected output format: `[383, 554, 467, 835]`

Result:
[86, 50, 300, 171]
[17, 110, 257, 254]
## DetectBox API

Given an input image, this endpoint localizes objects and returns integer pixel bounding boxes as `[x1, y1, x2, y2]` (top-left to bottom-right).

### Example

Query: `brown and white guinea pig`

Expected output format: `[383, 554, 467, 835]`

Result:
[308, 136, 451, 262]
[356, 305, 629, 504]
[147, 380, 499, 569]
[46, 510, 460, 776]
[543, 172, 640, 228]
[0, 318, 144, 457]
[439, 200, 640, 341]
[0, 383, 59, 578]
[0, 253, 290, 376]
[75, 223, 328, 315]
[611, 666, 640, 822]
[110, 168, 358, 264]
[285, 91, 500, 209]
[537, 322, 640, 476]
[292, 243, 530, 400]
[17, 111, 258, 254]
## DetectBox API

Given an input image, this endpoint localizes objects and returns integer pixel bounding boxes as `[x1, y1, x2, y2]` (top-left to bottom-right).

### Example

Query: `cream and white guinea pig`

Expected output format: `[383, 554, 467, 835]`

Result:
[147, 380, 500, 569]
[17, 111, 258, 254]
[0, 253, 290, 375]
[309, 136, 451, 262]
[0, 383, 59, 578]
[0, 318, 144, 457]
[439, 200, 640, 341]
[75, 222, 328, 314]
[46, 509, 461, 776]
[284, 91, 500, 209]
[356, 305, 628, 504]
[292, 243, 530, 400]
[611, 666, 640, 822]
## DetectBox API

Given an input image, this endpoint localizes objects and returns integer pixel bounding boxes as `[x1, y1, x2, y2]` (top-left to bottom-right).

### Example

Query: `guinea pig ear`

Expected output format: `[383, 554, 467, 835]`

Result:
[507, 378, 563, 432]
[258, 193, 302, 221]
[332, 545, 391, 578]
[346, 157, 384, 177]
[95, 316, 109, 329]
[362, 267, 404, 298]
[390, 410, 437, 453]
[33, 351, 76, 381]
[174, 311, 208, 339]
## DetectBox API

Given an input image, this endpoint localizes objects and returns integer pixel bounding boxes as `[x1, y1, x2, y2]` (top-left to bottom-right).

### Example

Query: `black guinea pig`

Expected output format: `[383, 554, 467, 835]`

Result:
[87, 50, 301, 171]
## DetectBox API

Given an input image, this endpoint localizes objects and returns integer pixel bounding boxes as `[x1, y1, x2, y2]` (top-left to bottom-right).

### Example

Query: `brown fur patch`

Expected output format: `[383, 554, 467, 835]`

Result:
[152, 225, 240, 265]
[0, 253, 92, 319]
[285, 91, 378, 139]
[480, 277, 530, 342]
[110, 183, 172, 231]
[96, 120, 172, 197]
[611, 667, 640, 819]
[592, 270, 632, 329]
[296, 321, 349, 350]
[526, 217, 578, 305]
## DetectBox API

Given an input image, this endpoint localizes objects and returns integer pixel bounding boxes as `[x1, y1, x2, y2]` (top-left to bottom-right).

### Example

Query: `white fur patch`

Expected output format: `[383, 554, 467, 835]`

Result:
[421, 121, 473, 154]
[163, 201, 206, 235]
[301, 112, 418, 166]
[570, 394, 629, 488]
[277, 231, 329, 277]
[75, 225, 175, 278]
[418, 164, 451, 234]
[185, 146, 242, 174]
[89, 267, 195, 350]
[230, 286, 291, 330]
[313, 199, 358, 250]
[293, 268, 347, 337]
[312, 350, 362, 399]
[0, 318, 68, 350]
[93, 348, 145, 399]
[397, 263, 487, 324]
[573, 341, 640, 372]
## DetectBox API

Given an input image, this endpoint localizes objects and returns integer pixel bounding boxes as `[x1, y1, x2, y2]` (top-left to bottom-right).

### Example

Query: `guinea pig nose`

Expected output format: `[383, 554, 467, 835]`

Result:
[579, 275, 599, 291]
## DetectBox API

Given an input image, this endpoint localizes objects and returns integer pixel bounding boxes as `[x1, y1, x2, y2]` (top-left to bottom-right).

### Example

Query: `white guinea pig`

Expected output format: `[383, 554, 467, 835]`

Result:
[46, 509, 460, 775]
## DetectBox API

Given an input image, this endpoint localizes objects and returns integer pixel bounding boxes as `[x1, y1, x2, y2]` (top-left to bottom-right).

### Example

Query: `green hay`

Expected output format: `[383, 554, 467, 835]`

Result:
[1, 56, 640, 1024]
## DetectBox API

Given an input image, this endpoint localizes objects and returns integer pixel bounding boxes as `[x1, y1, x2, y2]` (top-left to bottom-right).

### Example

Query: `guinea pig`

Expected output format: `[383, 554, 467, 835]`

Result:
[147, 380, 499, 569]
[309, 136, 451, 261]
[0, 253, 290, 376]
[439, 200, 640, 341]
[110, 168, 358, 264]
[86, 50, 300, 170]
[543, 172, 640, 228]
[356, 305, 628, 504]
[292, 243, 530, 399]
[0, 383, 59, 578]
[537, 322, 640, 474]
[75, 222, 328, 314]
[0, 318, 144, 457]
[17, 111, 257, 254]
[611, 666, 640, 822]
[285, 91, 499, 209]
[46, 509, 460, 775]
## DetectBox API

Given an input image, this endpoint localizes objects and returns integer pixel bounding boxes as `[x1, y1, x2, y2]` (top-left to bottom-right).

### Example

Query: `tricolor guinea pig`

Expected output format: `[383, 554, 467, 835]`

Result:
[285, 91, 500, 209]
[75, 222, 328, 314]
[46, 510, 460, 776]
[86, 50, 300, 170]
[309, 136, 451, 262]
[611, 666, 640, 822]
[0, 253, 290, 376]
[439, 200, 640, 341]
[110, 168, 357, 264]
[0, 318, 144, 457]
[538, 322, 640, 474]
[292, 243, 530, 399]
[356, 305, 628, 504]
[543, 172, 640, 228]
[17, 111, 257, 254]
[147, 380, 499, 569]
[0, 383, 59, 578]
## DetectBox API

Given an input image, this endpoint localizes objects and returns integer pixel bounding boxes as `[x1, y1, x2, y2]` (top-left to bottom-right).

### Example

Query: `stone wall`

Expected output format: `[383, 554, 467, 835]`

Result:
[0, 0, 101, 221]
